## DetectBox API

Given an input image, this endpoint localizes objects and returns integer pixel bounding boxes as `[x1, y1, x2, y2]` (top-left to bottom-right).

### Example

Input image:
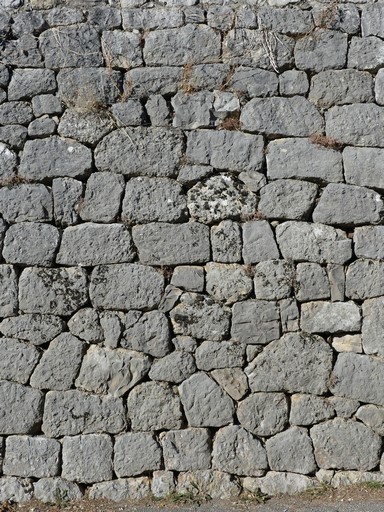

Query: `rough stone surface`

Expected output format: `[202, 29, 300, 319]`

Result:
[0, 477, 34, 503]
[0, 338, 40, 384]
[122, 310, 171, 357]
[3, 436, 60, 478]
[266, 427, 316, 474]
[0, 265, 18, 317]
[161, 428, 211, 471]
[346, 260, 384, 300]
[195, 340, 245, 371]
[356, 405, 384, 436]
[0, 381, 43, 435]
[362, 298, 384, 356]
[211, 221, 242, 263]
[0, 314, 64, 346]
[244, 472, 316, 496]
[68, 308, 102, 343]
[231, 300, 280, 345]
[237, 393, 288, 437]
[89, 478, 151, 501]
[0, 184, 52, 223]
[114, 433, 162, 477]
[253, 260, 294, 301]
[290, 394, 334, 427]
[242, 221, 280, 264]
[211, 368, 248, 401]
[34, 478, 83, 503]
[295, 30, 347, 72]
[52, 178, 83, 227]
[148, 351, 196, 384]
[300, 301, 361, 334]
[259, 180, 318, 220]
[205, 263, 252, 305]
[176, 470, 241, 499]
[354, 226, 384, 259]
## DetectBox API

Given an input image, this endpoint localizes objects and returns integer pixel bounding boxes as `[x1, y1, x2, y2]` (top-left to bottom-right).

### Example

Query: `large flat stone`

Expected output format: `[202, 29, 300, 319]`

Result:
[231, 300, 280, 345]
[343, 146, 384, 191]
[0, 381, 43, 434]
[3, 436, 60, 478]
[346, 260, 384, 300]
[300, 301, 361, 334]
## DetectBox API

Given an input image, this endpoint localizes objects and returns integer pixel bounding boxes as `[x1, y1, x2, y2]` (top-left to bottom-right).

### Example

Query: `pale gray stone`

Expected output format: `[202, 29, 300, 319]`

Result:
[362, 298, 384, 356]
[52, 177, 83, 227]
[244, 472, 316, 496]
[207, 5, 234, 30]
[375, 68, 384, 105]
[161, 428, 211, 471]
[266, 427, 316, 474]
[179, 373, 234, 427]
[295, 30, 347, 72]
[182, 63, 230, 91]
[122, 310, 170, 357]
[301, 301, 361, 334]
[90, 264, 164, 311]
[58, 110, 113, 146]
[259, 180, 318, 220]
[0, 338, 39, 384]
[213, 91, 240, 120]
[211, 221, 242, 263]
[295, 263, 330, 302]
[34, 478, 83, 503]
[205, 263, 252, 305]
[76, 346, 151, 397]
[242, 221, 280, 264]
[356, 405, 384, 436]
[0, 381, 43, 434]
[176, 470, 241, 499]
[0, 184, 52, 223]
[172, 336, 197, 353]
[280, 298, 299, 332]
[266, 138, 343, 183]
[346, 260, 384, 300]
[8, 69, 56, 101]
[195, 340, 245, 372]
[276, 221, 352, 264]
[246, 332, 332, 394]
[122, 8, 183, 30]
[231, 300, 280, 345]
[239, 170, 267, 193]
[254, 260, 294, 300]
[114, 433, 162, 477]
[170, 293, 231, 341]
[122, 177, 186, 224]
[19, 267, 88, 315]
[279, 70, 309, 96]
[362, 3, 384, 37]
[0, 314, 64, 346]
[158, 285, 183, 314]
[89, 478, 151, 501]
[127, 382, 183, 431]
[332, 334, 362, 354]
[30, 333, 84, 391]
[240, 97, 324, 137]
[79, 173, 124, 223]
[237, 393, 288, 437]
[212, 425, 267, 475]
[0, 127, 25, 155]
[344, 146, 384, 191]
[68, 308, 102, 343]
[172, 91, 213, 129]
[0, 265, 18, 317]
[0, 143, 16, 182]
[311, 419, 381, 470]
[258, 6, 313, 35]
[211, 368, 247, 402]
[327, 264, 345, 302]
[62, 435, 113, 484]
[57, 223, 135, 266]
[4, 436, 60, 478]
[290, 394, 334, 427]
[100, 311, 124, 349]
[0, 477, 33, 503]
[171, 266, 204, 293]
[332, 471, 384, 489]
[101, 30, 142, 69]
[148, 351, 196, 384]
[42, 390, 125, 437]
[328, 397, 360, 419]
[146, 95, 170, 127]
[177, 165, 213, 186]
[151, 471, 176, 499]
[3, 223, 59, 266]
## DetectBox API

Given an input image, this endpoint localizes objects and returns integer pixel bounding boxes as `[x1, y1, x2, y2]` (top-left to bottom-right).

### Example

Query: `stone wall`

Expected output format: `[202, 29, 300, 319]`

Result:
[0, 0, 384, 503]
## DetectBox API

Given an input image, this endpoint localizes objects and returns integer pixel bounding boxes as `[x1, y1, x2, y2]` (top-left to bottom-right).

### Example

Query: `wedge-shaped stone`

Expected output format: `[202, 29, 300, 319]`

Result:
[211, 368, 248, 401]
[276, 221, 352, 264]
[0, 264, 18, 317]
[231, 300, 280, 345]
[301, 301, 361, 334]
[245, 332, 333, 394]
[266, 427, 316, 474]
[0, 381, 43, 435]
[161, 428, 211, 471]
[237, 393, 288, 437]
[149, 351, 196, 384]
[356, 404, 384, 436]
[346, 260, 384, 300]
[114, 433, 162, 477]
[0, 314, 64, 345]
[0, 184, 52, 223]
[259, 180, 318, 220]
[0, 143, 16, 182]
[242, 220, 280, 264]
[344, 147, 384, 191]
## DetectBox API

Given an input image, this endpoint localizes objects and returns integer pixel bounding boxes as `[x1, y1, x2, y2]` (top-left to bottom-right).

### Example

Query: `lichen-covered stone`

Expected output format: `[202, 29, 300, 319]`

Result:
[0, 477, 34, 503]
[253, 260, 294, 301]
[205, 263, 252, 305]
[237, 393, 288, 437]
[58, 110, 113, 147]
[211, 220, 242, 263]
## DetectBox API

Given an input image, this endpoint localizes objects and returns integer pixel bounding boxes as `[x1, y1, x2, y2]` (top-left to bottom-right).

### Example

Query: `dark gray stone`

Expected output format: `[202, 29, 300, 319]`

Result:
[101, 30, 142, 69]
[28, 117, 57, 138]
[0, 338, 39, 384]
[126, 67, 182, 97]
[229, 67, 278, 98]
[32, 95, 62, 117]
[344, 146, 384, 191]
[80, 173, 124, 223]
[8, 69, 56, 101]
[0, 381, 43, 434]
[52, 177, 83, 227]
[110, 100, 145, 126]
[242, 221, 280, 264]
[0, 102, 33, 126]
[0, 314, 64, 346]
[354, 226, 384, 260]
[279, 70, 309, 96]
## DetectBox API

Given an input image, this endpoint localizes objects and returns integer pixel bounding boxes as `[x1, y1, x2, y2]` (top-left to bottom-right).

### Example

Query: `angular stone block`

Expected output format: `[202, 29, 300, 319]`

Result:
[0, 338, 39, 384]
[161, 428, 211, 471]
[237, 393, 288, 437]
[0, 314, 64, 346]
[266, 427, 316, 474]
[205, 263, 252, 305]
[231, 300, 280, 345]
[4, 436, 60, 478]
[195, 340, 245, 372]
[0, 184, 52, 223]
[346, 260, 384, 300]
[242, 221, 280, 264]
[114, 433, 162, 477]
[0, 265, 18, 317]
[0, 381, 43, 435]
[300, 301, 361, 334]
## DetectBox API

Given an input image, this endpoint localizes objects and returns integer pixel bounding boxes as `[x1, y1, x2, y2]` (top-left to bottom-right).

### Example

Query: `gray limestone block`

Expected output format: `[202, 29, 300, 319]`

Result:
[0, 143, 16, 182]
[123, 177, 186, 224]
[280, 298, 299, 333]
[28, 117, 57, 138]
[161, 428, 211, 471]
[361, 3, 384, 37]
[114, 433, 162, 477]
[195, 340, 245, 372]
[254, 260, 294, 301]
[330, 353, 384, 406]
[242, 220, 280, 264]
[186, 63, 231, 91]
[0, 477, 34, 503]
[122, 310, 171, 357]
[179, 372, 234, 428]
[205, 263, 252, 305]
[186, 129, 264, 173]
[170, 292, 231, 341]
[0, 338, 39, 384]
[0, 125, 27, 150]
[309, 70, 374, 108]
[172, 91, 213, 130]
[207, 5, 234, 30]
[0, 381, 43, 434]
[110, 100, 145, 126]
[62, 435, 113, 484]
[0, 102, 33, 126]
[3, 222, 60, 266]
[295, 263, 330, 302]
[145, 95, 170, 127]
[149, 351, 196, 384]
[178, 165, 213, 186]
[172, 336, 197, 353]
[32, 95, 62, 117]
[19, 267, 88, 316]
[8, 69, 56, 101]
[346, 260, 384, 300]
[211, 220, 242, 263]
[301, 301, 361, 334]
[290, 394, 334, 427]
[20, 136, 92, 181]
[355, 226, 384, 260]
[326, 103, 384, 147]
[176, 470, 241, 500]
[356, 405, 384, 436]
[0, 66, 9, 88]
[158, 285, 183, 314]
[57, 68, 122, 108]
[133, 222, 210, 266]
[34, 478, 83, 503]
[327, 263, 345, 301]
[240, 97, 324, 137]
[231, 299, 280, 345]
[90, 263, 164, 311]
[95, 127, 183, 177]
[244, 472, 315, 497]
[30, 333, 84, 391]
[100, 311, 124, 349]
[40, 25, 102, 68]
[237, 393, 288, 437]
[313, 184, 383, 226]
[246, 332, 333, 395]
[362, 298, 384, 356]
[171, 266, 204, 293]
[80, 173, 124, 223]
[328, 397, 360, 419]
[332, 334, 362, 354]
[122, 8, 183, 30]
[68, 308, 102, 343]
[311, 419, 381, 470]
[258, 6, 313, 35]
[375, 69, 384, 105]
[276, 221, 352, 265]
[128, 382, 183, 431]
[187, 175, 258, 225]
[4, 436, 60, 478]
[279, 70, 309, 96]
[235, 6, 257, 28]
[1, 35, 43, 68]
[266, 427, 317, 474]
[348, 36, 384, 72]
[295, 30, 347, 72]
[152, 471, 176, 499]
[101, 30, 142, 69]
[211, 368, 248, 401]
[46, 7, 84, 25]
[144, 24, 220, 66]
[76, 345, 151, 397]
[313, 4, 359, 34]
[52, 177, 83, 227]
[42, 390, 125, 437]
[57, 223, 135, 266]
[239, 170, 267, 193]
[0, 264, 18, 317]
[228, 68, 278, 98]
[58, 110, 113, 146]
[344, 147, 384, 191]
[12, 11, 46, 37]
[126, 67, 182, 97]
[212, 425, 267, 476]
[266, 138, 343, 183]
[0, 184, 52, 223]
[0, 314, 64, 346]
[89, 477, 151, 501]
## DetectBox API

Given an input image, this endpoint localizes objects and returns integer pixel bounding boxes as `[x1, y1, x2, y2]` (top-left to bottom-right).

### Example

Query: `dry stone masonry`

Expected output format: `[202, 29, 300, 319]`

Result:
[1, 0, 384, 503]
